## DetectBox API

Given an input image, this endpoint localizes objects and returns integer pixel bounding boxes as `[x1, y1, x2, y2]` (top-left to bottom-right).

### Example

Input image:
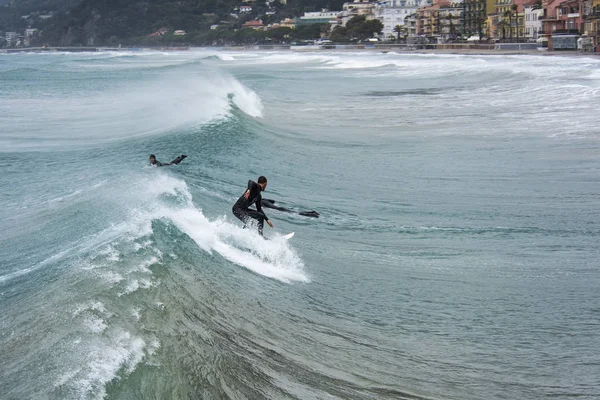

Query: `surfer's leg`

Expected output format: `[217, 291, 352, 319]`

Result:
[232, 207, 247, 225]
[170, 155, 187, 165]
[245, 210, 265, 236]
[257, 218, 264, 236]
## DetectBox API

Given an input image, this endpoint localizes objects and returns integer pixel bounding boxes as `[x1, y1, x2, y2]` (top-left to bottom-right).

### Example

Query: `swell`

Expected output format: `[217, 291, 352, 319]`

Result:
[0, 169, 308, 399]
[0, 66, 263, 151]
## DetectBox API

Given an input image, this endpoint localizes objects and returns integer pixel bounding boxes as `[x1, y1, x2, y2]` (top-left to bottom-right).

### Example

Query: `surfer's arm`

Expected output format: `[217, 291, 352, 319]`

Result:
[256, 195, 266, 215]
[256, 195, 272, 227]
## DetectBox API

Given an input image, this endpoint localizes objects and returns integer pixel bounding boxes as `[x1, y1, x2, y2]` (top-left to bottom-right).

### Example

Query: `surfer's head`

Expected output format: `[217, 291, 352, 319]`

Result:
[258, 176, 267, 190]
[149, 154, 157, 164]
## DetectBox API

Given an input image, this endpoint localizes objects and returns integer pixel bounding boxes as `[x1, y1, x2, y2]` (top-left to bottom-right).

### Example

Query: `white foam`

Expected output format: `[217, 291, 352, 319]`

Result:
[217, 54, 235, 61]
[1, 67, 263, 151]
[118, 278, 154, 296]
[98, 271, 124, 285]
[96, 173, 309, 283]
[54, 329, 148, 399]
[131, 307, 141, 321]
[128, 257, 160, 274]
[164, 208, 309, 284]
[133, 240, 154, 251]
[83, 316, 108, 334]
[73, 301, 106, 316]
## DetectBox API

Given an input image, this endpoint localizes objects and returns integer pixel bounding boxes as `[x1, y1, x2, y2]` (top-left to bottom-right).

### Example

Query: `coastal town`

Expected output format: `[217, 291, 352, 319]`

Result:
[1, 0, 599, 52]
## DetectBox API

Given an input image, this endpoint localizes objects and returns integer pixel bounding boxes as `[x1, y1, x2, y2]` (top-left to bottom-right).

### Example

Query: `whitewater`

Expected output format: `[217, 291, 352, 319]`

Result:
[1, 50, 599, 400]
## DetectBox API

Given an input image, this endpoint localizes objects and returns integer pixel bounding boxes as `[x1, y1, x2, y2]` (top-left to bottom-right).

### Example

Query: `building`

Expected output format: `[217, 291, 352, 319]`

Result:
[22, 28, 38, 46]
[462, 0, 495, 36]
[584, 0, 600, 50]
[341, 0, 378, 25]
[416, 0, 462, 39]
[376, 0, 432, 39]
[240, 5, 253, 12]
[242, 19, 265, 29]
[406, 12, 419, 36]
[279, 18, 296, 28]
[488, 0, 529, 41]
[173, 30, 186, 35]
[540, 0, 587, 49]
[524, 5, 543, 39]
[149, 28, 169, 37]
[295, 11, 342, 26]
[438, 1, 463, 38]
[5, 32, 18, 46]
[416, 2, 441, 36]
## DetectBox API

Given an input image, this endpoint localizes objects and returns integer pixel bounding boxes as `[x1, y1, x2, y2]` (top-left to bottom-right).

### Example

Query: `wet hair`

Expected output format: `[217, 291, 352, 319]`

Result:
[149, 154, 156, 159]
[258, 176, 267, 184]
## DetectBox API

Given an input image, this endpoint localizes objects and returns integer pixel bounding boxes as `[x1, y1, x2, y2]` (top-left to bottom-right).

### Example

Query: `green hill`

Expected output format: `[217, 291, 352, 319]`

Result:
[2, 0, 348, 46]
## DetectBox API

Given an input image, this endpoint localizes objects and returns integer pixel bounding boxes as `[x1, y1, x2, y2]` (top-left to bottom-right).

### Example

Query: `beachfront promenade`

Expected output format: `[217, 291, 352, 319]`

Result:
[1, 43, 595, 55]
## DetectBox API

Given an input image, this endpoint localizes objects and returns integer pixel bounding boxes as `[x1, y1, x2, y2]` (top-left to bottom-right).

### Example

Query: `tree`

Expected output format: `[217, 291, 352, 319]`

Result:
[503, 10, 513, 41]
[477, 15, 484, 38]
[497, 20, 507, 41]
[511, 4, 519, 43]
[346, 15, 383, 40]
[293, 23, 327, 40]
[446, 14, 456, 38]
[330, 26, 349, 42]
[268, 27, 292, 43]
[332, 16, 383, 42]
[393, 24, 402, 42]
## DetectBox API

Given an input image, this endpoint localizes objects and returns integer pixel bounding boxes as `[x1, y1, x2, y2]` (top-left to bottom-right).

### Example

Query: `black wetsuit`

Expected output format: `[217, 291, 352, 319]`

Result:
[151, 155, 187, 167]
[261, 198, 320, 218]
[232, 180, 269, 235]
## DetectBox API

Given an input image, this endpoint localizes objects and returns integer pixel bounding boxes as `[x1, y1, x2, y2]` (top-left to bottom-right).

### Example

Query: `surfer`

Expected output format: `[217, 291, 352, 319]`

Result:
[149, 154, 187, 167]
[232, 176, 273, 236]
[261, 198, 320, 218]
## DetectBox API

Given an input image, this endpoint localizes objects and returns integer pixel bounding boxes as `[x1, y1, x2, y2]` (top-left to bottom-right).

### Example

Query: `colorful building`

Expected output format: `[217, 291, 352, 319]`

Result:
[242, 20, 265, 29]
[416, 0, 462, 38]
[487, 0, 531, 41]
[540, 0, 587, 49]
[462, 0, 495, 36]
[584, 0, 600, 49]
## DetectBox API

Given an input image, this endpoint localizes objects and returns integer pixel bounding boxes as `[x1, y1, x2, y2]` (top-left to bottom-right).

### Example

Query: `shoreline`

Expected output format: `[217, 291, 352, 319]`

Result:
[1, 44, 597, 57]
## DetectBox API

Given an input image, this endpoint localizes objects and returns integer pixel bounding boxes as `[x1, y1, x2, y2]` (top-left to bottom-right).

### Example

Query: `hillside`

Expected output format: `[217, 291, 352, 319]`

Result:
[2, 0, 347, 46]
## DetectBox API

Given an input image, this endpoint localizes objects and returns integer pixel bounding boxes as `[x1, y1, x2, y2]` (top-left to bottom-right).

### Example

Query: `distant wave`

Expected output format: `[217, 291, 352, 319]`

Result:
[0, 68, 263, 151]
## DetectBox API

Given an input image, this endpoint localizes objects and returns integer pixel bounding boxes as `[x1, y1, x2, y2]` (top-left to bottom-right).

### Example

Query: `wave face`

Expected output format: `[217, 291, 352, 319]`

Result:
[1, 50, 600, 400]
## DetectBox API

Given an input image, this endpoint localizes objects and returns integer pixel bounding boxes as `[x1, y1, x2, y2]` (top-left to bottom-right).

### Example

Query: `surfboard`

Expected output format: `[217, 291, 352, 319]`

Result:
[283, 232, 295, 240]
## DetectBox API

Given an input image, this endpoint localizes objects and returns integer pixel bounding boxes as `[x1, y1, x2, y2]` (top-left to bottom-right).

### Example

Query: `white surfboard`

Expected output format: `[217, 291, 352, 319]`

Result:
[283, 232, 295, 240]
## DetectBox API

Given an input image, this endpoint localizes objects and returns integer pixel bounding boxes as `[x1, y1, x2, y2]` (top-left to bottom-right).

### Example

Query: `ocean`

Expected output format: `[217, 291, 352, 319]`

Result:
[0, 50, 599, 400]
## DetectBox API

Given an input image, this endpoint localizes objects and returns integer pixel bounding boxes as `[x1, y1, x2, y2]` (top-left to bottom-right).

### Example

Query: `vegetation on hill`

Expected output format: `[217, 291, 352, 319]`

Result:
[1, 0, 384, 46]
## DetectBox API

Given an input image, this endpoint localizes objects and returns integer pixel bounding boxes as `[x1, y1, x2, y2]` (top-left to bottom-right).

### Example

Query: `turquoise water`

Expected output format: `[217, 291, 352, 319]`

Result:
[1, 50, 599, 400]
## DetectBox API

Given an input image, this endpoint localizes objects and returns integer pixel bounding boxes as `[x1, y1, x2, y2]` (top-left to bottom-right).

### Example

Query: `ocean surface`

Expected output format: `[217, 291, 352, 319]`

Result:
[1, 50, 599, 400]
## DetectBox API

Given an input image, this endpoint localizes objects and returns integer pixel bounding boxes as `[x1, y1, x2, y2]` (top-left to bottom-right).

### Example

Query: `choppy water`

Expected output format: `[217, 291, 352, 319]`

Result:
[1, 50, 599, 400]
